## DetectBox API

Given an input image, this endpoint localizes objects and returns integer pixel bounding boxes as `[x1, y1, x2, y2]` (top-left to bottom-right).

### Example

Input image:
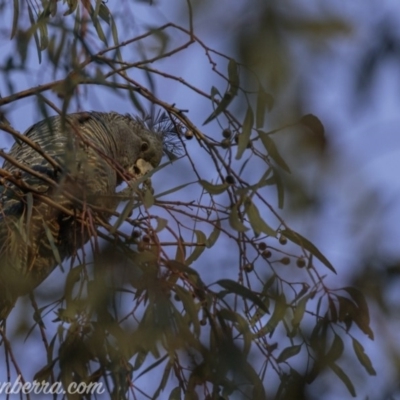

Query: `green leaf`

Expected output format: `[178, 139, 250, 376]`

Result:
[216, 279, 269, 313]
[276, 344, 301, 363]
[352, 338, 376, 376]
[155, 181, 196, 199]
[203, 59, 239, 125]
[291, 294, 310, 327]
[245, 198, 276, 237]
[111, 197, 135, 233]
[38, 15, 49, 51]
[342, 287, 373, 340]
[329, 363, 356, 397]
[165, 260, 205, 289]
[132, 351, 147, 371]
[218, 308, 252, 357]
[64, 0, 78, 15]
[199, 180, 229, 195]
[135, 354, 169, 380]
[155, 217, 168, 232]
[236, 106, 253, 160]
[229, 204, 249, 232]
[143, 187, 154, 208]
[265, 168, 285, 208]
[258, 131, 291, 173]
[205, 220, 221, 248]
[153, 362, 172, 399]
[98, 3, 111, 24]
[33, 359, 57, 382]
[64, 265, 83, 303]
[110, 15, 122, 62]
[228, 58, 240, 90]
[185, 230, 206, 265]
[281, 229, 336, 274]
[89, 5, 108, 45]
[259, 293, 287, 336]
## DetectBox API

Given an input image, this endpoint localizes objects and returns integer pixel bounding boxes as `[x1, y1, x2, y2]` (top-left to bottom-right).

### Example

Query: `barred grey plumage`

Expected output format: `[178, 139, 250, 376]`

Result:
[0, 111, 168, 320]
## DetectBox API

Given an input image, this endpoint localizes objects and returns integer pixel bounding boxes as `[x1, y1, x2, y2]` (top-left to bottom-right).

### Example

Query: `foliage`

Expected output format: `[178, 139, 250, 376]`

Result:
[0, 1, 375, 399]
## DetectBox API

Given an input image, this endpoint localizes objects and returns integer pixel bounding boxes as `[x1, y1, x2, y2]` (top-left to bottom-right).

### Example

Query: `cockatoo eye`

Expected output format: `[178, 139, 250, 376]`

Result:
[141, 142, 149, 152]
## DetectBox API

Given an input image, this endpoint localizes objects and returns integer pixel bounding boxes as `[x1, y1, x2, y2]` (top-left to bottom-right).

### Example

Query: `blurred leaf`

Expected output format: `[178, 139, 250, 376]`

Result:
[329, 363, 356, 397]
[256, 86, 274, 128]
[11, 0, 19, 39]
[326, 334, 344, 364]
[64, 265, 83, 303]
[300, 114, 325, 137]
[28, 5, 42, 63]
[352, 338, 376, 376]
[228, 57, 240, 90]
[245, 198, 276, 237]
[282, 229, 336, 274]
[153, 362, 172, 399]
[132, 351, 148, 371]
[265, 168, 285, 208]
[33, 359, 57, 382]
[169, 386, 181, 400]
[203, 59, 239, 125]
[136, 354, 169, 380]
[236, 106, 253, 160]
[342, 287, 373, 340]
[258, 130, 291, 173]
[64, 0, 78, 15]
[42, 221, 62, 268]
[216, 279, 269, 313]
[276, 344, 301, 363]
[218, 308, 252, 357]
[175, 286, 200, 336]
